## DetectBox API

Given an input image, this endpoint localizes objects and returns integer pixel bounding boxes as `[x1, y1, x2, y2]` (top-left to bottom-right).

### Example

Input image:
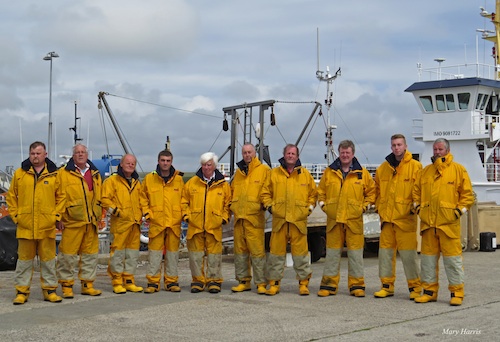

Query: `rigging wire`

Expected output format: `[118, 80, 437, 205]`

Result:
[105, 93, 221, 120]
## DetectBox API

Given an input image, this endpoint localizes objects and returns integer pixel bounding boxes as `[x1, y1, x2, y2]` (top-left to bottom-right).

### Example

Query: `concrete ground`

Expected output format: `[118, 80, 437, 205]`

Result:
[0, 249, 498, 341]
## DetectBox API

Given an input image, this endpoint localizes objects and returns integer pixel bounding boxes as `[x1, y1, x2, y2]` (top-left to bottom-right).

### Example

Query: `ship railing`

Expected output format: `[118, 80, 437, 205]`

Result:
[418, 62, 497, 81]
[0, 168, 13, 193]
[484, 162, 500, 182]
[471, 113, 500, 136]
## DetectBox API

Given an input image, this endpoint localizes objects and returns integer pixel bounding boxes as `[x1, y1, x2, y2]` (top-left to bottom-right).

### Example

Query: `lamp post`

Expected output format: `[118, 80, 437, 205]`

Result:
[43, 51, 59, 160]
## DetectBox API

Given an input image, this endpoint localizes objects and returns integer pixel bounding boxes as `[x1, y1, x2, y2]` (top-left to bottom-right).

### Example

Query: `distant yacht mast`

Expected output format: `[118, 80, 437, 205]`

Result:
[316, 28, 341, 165]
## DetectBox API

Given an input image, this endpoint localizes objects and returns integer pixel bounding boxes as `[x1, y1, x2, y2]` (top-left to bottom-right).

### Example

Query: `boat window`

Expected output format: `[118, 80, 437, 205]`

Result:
[458, 93, 470, 110]
[476, 94, 484, 110]
[445, 94, 456, 111]
[419, 96, 433, 112]
[436, 95, 446, 112]
[480, 93, 489, 110]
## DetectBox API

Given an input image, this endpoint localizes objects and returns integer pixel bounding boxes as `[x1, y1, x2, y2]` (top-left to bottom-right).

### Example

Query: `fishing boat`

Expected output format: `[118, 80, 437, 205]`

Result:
[404, 1, 500, 250]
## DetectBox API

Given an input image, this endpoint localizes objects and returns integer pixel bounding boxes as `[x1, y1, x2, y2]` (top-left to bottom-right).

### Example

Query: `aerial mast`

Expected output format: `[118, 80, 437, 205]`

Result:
[69, 100, 83, 145]
[479, 1, 500, 80]
[316, 28, 341, 164]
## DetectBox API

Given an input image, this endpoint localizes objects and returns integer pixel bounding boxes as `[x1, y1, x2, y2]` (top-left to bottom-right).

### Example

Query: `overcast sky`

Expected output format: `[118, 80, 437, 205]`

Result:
[0, 0, 495, 174]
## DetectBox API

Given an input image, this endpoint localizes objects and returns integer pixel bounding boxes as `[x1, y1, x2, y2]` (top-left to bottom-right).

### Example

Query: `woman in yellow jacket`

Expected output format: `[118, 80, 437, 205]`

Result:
[101, 154, 149, 294]
[413, 138, 474, 306]
[317, 140, 375, 298]
[181, 152, 231, 294]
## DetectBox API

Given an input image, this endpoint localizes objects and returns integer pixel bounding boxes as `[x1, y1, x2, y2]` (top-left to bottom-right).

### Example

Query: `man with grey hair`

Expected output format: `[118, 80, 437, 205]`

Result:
[413, 138, 474, 306]
[56, 144, 103, 298]
[101, 154, 149, 294]
[230, 143, 270, 294]
[181, 152, 231, 293]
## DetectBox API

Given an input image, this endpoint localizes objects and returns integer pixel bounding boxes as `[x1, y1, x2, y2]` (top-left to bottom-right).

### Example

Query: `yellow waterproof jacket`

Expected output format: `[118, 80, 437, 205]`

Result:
[261, 158, 317, 234]
[57, 158, 102, 230]
[142, 166, 184, 238]
[230, 157, 270, 228]
[7, 158, 66, 239]
[375, 150, 421, 232]
[317, 157, 376, 234]
[101, 166, 149, 234]
[413, 152, 474, 238]
[181, 168, 231, 242]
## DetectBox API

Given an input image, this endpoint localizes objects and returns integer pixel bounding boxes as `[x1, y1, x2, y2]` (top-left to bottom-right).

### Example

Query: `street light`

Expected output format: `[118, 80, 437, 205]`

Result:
[43, 51, 59, 160]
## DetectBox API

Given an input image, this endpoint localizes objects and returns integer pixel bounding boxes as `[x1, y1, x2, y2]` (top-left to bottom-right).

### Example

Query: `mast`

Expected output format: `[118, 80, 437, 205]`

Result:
[69, 100, 82, 145]
[316, 28, 341, 164]
[480, 1, 500, 79]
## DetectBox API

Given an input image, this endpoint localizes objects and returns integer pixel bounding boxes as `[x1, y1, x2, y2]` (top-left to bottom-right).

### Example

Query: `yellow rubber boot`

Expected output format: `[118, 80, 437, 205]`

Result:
[450, 292, 464, 306]
[409, 286, 421, 301]
[81, 281, 102, 296]
[144, 283, 160, 294]
[265, 281, 280, 296]
[414, 290, 437, 303]
[43, 289, 63, 303]
[13, 290, 30, 305]
[61, 285, 74, 299]
[165, 282, 181, 292]
[231, 281, 251, 293]
[124, 279, 143, 292]
[113, 285, 127, 294]
[299, 279, 310, 296]
[374, 284, 394, 298]
[256, 283, 267, 295]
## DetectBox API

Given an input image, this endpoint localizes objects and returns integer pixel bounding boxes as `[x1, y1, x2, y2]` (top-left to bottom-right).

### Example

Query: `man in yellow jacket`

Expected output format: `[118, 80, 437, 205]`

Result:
[7, 141, 66, 305]
[142, 150, 184, 293]
[56, 144, 103, 298]
[101, 154, 149, 294]
[317, 140, 375, 298]
[262, 144, 317, 296]
[230, 143, 270, 294]
[181, 152, 231, 293]
[373, 134, 421, 300]
[413, 138, 474, 306]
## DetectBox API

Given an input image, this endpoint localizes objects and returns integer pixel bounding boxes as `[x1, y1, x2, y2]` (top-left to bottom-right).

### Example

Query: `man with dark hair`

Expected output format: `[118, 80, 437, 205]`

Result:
[142, 150, 184, 293]
[317, 140, 375, 298]
[373, 134, 421, 300]
[414, 138, 474, 306]
[262, 144, 317, 296]
[7, 141, 66, 304]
